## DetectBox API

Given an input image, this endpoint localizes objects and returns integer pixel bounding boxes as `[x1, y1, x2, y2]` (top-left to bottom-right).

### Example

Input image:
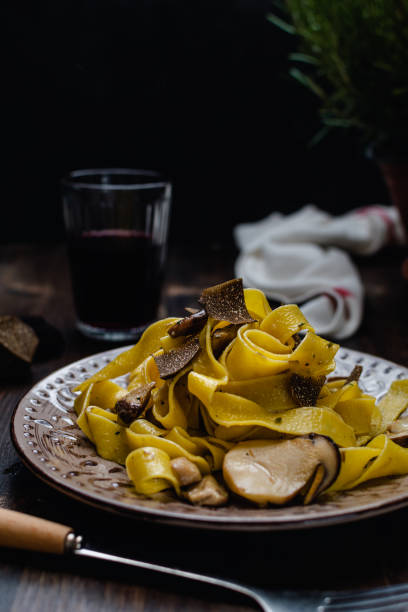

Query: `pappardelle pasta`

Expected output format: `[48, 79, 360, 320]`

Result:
[74, 279, 408, 507]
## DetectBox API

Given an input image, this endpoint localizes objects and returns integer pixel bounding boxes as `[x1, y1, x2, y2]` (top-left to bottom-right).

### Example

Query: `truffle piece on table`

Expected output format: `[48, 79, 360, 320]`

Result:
[0, 316, 39, 378]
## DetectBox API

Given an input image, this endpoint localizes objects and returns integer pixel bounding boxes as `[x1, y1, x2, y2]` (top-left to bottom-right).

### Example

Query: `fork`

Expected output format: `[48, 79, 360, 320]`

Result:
[249, 583, 408, 611]
[0, 507, 407, 612]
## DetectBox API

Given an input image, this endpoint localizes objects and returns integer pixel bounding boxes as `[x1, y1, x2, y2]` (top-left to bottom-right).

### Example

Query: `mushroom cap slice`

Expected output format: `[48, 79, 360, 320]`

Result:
[222, 434, 340, 506]
[184, 475, 229, 507]
[211, 323, 241, 358]
[114, 382, 155, 425]
[167, 309, 208, 338]
[389, 417, 408, 434]
[387, 418, 408, 447]
[304, 433, 341, 501]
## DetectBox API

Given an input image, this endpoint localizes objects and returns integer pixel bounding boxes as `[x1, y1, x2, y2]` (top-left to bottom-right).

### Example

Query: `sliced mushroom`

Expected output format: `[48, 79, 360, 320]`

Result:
[211, 324, 241, 358]
[289, 374, 326, 407]
[387, 419, 408, 447]
[303, 434, 341, 501]
[114, 382, 155, 425]
[154, 336, 201, 380]
[167, 309, 208, 338]
[387, 432, 408, 447]
[302, 464, 326, 505]
[222, 434, 340, 506]
[170, 457, 202, 487]
[184, 475, 229, 506]
[388, 417, 408, 434]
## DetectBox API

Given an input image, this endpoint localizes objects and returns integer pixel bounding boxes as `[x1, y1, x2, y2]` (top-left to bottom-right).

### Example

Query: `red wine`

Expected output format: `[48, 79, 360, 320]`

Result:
[67, 230, 164, 330]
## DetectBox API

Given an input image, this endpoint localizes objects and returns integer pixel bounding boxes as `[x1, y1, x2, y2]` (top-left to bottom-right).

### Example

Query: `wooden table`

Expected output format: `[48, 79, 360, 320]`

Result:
[0, 242, 407, 612]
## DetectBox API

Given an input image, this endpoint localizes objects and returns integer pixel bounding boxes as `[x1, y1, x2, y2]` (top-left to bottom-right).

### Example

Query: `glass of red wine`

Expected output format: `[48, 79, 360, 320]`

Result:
[62, 169, 171, 341]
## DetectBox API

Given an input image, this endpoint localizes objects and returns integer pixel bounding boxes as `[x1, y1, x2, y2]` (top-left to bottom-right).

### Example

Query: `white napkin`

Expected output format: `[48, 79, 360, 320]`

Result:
[234, 204, 405, 339]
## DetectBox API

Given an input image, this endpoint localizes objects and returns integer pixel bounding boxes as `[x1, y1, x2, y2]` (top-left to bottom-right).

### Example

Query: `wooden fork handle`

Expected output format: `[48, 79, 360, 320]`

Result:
[0, 507, 73, 554]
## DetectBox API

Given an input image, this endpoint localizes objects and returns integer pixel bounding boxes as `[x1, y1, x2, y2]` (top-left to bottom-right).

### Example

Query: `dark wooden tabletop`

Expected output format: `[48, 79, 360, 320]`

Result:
[0, 241, 408, 612]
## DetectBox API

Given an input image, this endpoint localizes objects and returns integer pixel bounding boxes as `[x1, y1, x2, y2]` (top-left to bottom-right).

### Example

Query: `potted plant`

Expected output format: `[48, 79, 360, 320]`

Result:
[268, 0, 408, 245]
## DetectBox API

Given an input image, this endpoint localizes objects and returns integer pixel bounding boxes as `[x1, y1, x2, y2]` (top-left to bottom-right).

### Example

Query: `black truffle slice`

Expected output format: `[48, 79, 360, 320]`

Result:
[199, 278, 255, 324]
[329, 365, 363, 384]
[289, 374, 326, 407]
[167, 309, 208, 338]
[346, 365, 363, 383]
[0, 316, 39, 378]
[211, 324, 241, 358]
[114, 382, 155, 425]
[291, 333, 303, 350]
[154, 336, 201, 380]
[21, 316, 65, 361]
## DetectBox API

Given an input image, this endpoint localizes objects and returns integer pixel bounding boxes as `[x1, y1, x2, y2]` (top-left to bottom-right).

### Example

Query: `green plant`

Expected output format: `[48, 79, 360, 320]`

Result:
[268, 1, 408, 152]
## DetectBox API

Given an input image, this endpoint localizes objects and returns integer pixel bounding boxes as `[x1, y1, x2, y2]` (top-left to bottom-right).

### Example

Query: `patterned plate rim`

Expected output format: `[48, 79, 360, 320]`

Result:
[11, 345, 408, 531]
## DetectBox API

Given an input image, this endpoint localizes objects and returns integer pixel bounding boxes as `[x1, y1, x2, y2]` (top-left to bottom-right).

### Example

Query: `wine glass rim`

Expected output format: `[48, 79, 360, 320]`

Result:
[62, 168, 170, 190]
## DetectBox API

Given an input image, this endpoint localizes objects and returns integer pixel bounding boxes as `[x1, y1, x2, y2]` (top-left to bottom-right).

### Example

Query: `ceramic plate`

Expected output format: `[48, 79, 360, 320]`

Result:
[11, 346, 408, 531]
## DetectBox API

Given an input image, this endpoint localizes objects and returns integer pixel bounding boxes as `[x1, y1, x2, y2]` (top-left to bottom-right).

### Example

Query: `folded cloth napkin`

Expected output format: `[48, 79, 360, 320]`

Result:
[234, 204, 405, 339]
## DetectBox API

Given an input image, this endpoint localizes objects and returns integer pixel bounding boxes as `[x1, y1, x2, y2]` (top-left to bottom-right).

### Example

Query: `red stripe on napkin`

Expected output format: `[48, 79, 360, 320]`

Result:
[355, 205, 396, 243]
[333, 287, 354, 298]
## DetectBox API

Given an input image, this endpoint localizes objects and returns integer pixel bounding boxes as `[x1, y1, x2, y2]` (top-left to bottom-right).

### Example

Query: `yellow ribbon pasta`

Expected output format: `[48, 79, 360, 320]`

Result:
[75, 317, 178, 392]
[126, 429, 211, 474]
[377, 380, 408, 432]
[126, 447, 180, 495]
[73, 281, 408, 506]
[330, 435, 408, 492]
[81, 408, 129, 465]
[244, 287, 272, 320]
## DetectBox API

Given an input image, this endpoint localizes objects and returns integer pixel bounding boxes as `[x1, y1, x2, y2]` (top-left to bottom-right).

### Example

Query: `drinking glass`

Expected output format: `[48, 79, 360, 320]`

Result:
[62, 169, 171, 341]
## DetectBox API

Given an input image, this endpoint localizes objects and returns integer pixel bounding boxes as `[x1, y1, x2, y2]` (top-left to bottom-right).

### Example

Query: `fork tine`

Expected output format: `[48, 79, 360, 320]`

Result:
[319, 600, 408, 611]
[324, 583, 408, 603]
[320, 605, 408, 612]
[319, 589, 408, 611]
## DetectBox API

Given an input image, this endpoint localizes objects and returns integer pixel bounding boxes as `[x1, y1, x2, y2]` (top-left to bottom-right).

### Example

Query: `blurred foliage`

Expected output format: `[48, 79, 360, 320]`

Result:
[268, 1, 408, 153]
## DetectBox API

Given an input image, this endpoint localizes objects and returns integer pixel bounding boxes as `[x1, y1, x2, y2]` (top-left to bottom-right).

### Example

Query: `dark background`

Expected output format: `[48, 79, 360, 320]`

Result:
[3, 0, 389, 245]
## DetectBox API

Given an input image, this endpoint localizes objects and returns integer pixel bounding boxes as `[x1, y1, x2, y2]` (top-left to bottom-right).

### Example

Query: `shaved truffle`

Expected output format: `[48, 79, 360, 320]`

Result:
[289, 374, 325, 407]
[199, 278, 255, 324]
[329, 365, 363, 384]
[115, 382, 155, 425]
[167, 309, 208, 338]
[0, 316, 39, 378]
[346, 365, 363, 383]
[291, 333, 303, 350]
[154, 336, 201, 380]
[211, 324, 241, 358]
